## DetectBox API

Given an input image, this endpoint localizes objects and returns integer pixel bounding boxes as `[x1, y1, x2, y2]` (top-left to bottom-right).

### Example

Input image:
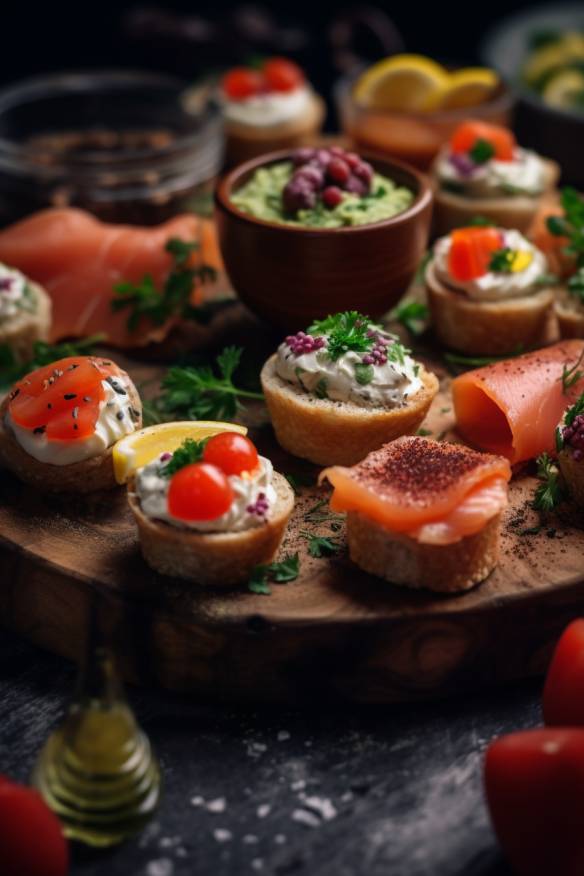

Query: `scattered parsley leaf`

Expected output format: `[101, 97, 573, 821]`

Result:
[0, 334, 105, 388]
[390, 300, 429, 336]
[565, 391, 584, 427]
[414, 250, 433, 282]
[489, 248, 516, 273]
[519, 525, 542, 536]
[248, 553, 300, 594]
[546, 189, 584, 272]
[161, 438, 206, 476]
[468, 215, 496, 227]
[533, 452, 566, 512]
[568, 267, 584, 301]
[560, 348, 584, 395]
[284, 472, 314, 494]
[443, 347, 524, 373]
[300, 531, 342, 558]
[303, 499, 343, 526]
[416, 428, 432, 436]
[469, 138, 495, 164]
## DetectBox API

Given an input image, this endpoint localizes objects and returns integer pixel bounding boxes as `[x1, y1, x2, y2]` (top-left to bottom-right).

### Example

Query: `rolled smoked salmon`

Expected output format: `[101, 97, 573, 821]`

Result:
[0, 208, 223, 348]
[452, 341, 584, 463]
[321, 437, 511, 546]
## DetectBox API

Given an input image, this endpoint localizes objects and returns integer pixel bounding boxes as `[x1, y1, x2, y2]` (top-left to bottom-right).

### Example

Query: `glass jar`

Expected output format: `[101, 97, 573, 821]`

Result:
[0, 70, 224, 227]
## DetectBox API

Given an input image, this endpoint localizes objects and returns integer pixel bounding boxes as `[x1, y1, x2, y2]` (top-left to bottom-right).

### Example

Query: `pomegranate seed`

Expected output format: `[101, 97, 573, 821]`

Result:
[322, 186, 344, 209]
[327, 158, 350, 185]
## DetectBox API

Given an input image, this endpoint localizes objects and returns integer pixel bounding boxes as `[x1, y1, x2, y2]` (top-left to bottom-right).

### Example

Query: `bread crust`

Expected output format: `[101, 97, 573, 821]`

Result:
[0, 283, 52, 363]
[426, 259, 555, 355]
[346, 509, 502, 592]
[260, 354, 439, 466]
[555, 287, 584, 339]
[128, 471, 294, 586]
[0, 375, 142, 493]
[224, 94, 325, 166]
[431, 158, 560, 236]
[558, 448, 584, 507]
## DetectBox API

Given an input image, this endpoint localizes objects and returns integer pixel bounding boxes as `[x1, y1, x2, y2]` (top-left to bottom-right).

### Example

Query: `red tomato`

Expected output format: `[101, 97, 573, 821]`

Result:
[203, 432, 259, 477]
[0, 779, 68, 876]
[221, 67, 264, 100]
[263, 58, 304, 92]
[450, 120, 516, 162]
[485, 728, 584, 876]
[168, 462, 233, 521]
[543, 619, 584, 725]
[448, 226, 504, 281]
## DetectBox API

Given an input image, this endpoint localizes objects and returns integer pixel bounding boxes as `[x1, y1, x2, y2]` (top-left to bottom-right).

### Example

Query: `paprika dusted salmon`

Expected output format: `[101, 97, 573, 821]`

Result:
[452, 341, 584, 463]
[0, 208, 223, 348]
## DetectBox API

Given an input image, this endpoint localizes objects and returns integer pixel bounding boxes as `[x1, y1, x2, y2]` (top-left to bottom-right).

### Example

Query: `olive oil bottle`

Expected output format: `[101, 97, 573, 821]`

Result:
[32, 638, 160, 847]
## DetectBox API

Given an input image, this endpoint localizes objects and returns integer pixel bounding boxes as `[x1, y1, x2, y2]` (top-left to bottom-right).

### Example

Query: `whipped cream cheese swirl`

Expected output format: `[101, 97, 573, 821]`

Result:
[276, 321, 422, 408]
[436, 147, 546, 198]
[222, 86, 313, 128]
[136, 455, 277, 533]
[434, 228, 548, 301]
[0, 263, 31, 320]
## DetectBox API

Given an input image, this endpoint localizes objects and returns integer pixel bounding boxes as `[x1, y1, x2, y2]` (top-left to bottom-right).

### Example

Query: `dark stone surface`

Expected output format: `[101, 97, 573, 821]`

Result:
[0, 629, 538, 876]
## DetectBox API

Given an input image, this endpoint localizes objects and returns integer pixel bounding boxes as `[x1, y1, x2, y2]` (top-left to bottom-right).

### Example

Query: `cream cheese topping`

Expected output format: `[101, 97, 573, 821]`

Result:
[222, 86, 312, 128]
[275, 331, 422, 408]
[0, 263, 30, 320]
[436, 147, 546, 198]
[433, 229, 548, 301]
[135, 455, 276, 532]
[7, 376, 138, 466]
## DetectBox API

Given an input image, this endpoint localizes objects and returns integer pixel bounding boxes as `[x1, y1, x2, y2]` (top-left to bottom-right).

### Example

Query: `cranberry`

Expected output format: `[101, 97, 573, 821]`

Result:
[329, 145, 346, 157]
[353, 161, 374, 185]
[315, 148, 332, 167]
[296, 165, 324, 189]
[322, 186, 344, 209]
[327, 158, 351, 185]
[344, 152, 360, 170]
[283, 178, 317, 213]
[345, 175, 368, 196]
[292, 147, 316, 167]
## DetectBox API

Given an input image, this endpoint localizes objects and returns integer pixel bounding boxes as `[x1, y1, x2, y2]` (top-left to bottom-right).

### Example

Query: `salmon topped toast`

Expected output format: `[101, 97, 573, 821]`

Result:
[556, 392, 584, 507]
[0, 355, 142, 492]
[0, 208, 223, 349]
[261, 311, 439, 466]
[0, 262, 52, 363]
[452, 341, 584, 463]
[321, 437, 511, 592]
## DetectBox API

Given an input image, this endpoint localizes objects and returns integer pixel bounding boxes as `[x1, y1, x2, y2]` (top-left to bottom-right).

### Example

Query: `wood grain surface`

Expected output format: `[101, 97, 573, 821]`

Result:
[1, 308, 583, 704]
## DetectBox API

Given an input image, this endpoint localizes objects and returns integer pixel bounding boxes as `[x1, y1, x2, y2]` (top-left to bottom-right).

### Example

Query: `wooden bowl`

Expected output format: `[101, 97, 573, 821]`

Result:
[214, 150, 433, 330]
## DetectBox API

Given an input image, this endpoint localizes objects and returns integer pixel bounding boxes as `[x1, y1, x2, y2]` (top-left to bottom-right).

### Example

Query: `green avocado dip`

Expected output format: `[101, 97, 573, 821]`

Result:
[231, 161, 414, 229]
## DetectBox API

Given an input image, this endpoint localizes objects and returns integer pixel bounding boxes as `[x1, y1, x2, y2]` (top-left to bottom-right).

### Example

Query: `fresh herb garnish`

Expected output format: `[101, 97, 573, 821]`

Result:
[112, 237, 217, 332]
[307, 311, 375, 361]
[248, 553, 300, 595]
[302, 498, 343, 526]
[469, 138, 495, 164]
[416, 428, 432, 436]
[533, 452, 566, 512]
[468, 215, 496, 227]
[299, 531, 342, 558]
[161, 438, 206, 477]
[390, 300, 429, 336]
[560, 347, 584, 395]
[568, 267, 584, 300]
[489, 248, 516, 273]
[145, 346, 263, 424]
[314, 377, 329, 399]
[565, 391, 584, 427]
[546, 188, 584, 281]
[443, 347, 524, 372]
[0, 334, 104, 387]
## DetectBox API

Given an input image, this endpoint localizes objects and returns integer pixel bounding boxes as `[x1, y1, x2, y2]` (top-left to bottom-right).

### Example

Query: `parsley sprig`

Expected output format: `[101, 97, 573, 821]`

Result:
[248, 553, 300, 595]
[469, 138, 496, 164]
[390, 300, 429, 336]
[144, 346, 263, 425]
[300, 531, 342, 558]
[161, 438, 206, 477]
[546, 188, 584, 301]
[489, 248, 516, 273]
[308, 311, 376, 361]
[560, 347, 584, 395]
[533, 452, 566, 512]
[112, 238, 217, 332]
[0, 334, 104, 388]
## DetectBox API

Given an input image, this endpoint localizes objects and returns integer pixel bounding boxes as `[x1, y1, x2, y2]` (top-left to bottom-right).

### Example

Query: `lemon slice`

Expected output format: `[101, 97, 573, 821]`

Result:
[510, 251, 533, 273]
[523, 33, 584, 87]
[112, 420, 247, 484]
[353, 54, 449, 112]
[438, 68, 499, 110]
[542, 69, 584, 109]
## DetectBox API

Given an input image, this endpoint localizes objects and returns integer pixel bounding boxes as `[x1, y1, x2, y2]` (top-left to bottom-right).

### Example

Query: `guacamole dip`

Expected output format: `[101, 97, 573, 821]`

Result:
[231, 161, 414, 228]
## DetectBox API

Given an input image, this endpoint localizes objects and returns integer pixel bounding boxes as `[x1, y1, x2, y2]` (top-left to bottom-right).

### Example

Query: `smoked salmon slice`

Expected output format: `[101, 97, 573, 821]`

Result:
[321, 437, 511, 546]
[0, 208, 224, 348]
[9, 356, 124, 440]
[452, 341, 584, 464]
[450, 120, 515, 161]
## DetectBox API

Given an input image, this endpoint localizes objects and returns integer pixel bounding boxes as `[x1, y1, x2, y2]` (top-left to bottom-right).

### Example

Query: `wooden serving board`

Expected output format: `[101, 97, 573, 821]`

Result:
[1, 309, 584, 705]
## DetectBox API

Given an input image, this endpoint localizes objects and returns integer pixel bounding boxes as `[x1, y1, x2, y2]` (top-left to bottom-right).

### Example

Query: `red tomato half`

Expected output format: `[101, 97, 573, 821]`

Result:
[543, 619, 584, 726]
[203, 432, 259, 476]
[221, 68, 264, 100]
[485, 728, 584, 876]
[168, 462, 233, 521]
[0, 780, 68, 876]
[263, 58, 304, 92]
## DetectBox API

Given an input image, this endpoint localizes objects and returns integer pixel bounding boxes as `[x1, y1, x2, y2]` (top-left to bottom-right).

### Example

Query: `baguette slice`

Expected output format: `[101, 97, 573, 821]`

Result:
[555, 287, 584, 339]
[0, 282, 51, 363]
[260, 353, 439, 466]
[426, 259, 555, 355]
[0, 379, 142, 493]
[224, 93, 326, 167]
[346, 509, 502, 593]
[432, 158, 560, 237]
[128, 471, 294, 586]
[558, 448, 584, 507]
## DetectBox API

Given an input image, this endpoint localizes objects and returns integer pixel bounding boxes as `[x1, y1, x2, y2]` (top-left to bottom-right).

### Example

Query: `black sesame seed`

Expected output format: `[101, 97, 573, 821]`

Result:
[9, 388, 20, 400]
[73, 424, 78, 430]
[47, 403, 52, 409]
[116, 410, 124, 421]
[33, 425, 46, 435]
[64, 393, 77, 400]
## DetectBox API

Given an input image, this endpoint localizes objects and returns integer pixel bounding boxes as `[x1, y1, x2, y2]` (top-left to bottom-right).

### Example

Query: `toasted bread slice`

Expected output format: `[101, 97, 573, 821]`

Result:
[0, 379, 142, 493]
[128, 471, 294, 586]
[224, 94, 325, 166]
[558, 448, 584, 507]
[0, 282, 51, 363]
[555, 287, 584, 339]
[260, 353, 439, 466]
[346, 509, 502, 592]
[432, 159, 560, 236]
[426, 259, 555, 355]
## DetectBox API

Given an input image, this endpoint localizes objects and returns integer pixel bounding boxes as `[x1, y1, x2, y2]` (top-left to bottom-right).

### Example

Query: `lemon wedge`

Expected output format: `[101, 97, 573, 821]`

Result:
[353, 54, 450, 112]
[112, 420, 247, 484]
[542, 69, 584, 109]
[510, 251, 533, 273]
[438, 68, 499, 110]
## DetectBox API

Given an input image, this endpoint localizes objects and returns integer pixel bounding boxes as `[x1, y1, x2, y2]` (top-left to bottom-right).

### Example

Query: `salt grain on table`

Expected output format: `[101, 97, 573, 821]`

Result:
[291, 809, 321, 828]
[257, 803, 271, 818]
[146, 859, 174, 876]
[206, 797, 227, 813]
[213, 828, 233, 843]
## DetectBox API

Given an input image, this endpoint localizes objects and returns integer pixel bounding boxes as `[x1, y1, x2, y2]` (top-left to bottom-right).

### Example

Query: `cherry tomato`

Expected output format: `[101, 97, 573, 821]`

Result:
[543, 619, 584, 725]
[221, 67, 264, 100]
[450, 120, 516, 162]
[263, 58, 304, 93]
[203, 432, 259, 477]
[168, 462, 233, 522]
[485, 728, 584, 876]
[0, 778, 68, 876]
